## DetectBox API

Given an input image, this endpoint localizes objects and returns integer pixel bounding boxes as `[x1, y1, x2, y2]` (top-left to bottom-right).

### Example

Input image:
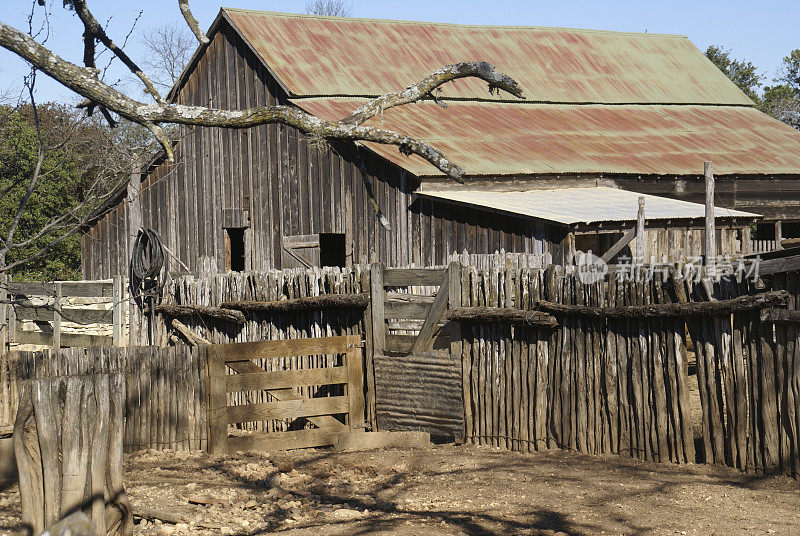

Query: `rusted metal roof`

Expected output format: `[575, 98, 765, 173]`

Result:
[416, 186, 758, 225]
[291, 97, 800, 177]
[223, 8, 751, 105]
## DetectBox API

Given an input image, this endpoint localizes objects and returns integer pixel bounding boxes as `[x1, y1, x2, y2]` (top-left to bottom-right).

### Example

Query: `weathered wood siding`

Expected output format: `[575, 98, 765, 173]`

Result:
[82, 20, 560, 279]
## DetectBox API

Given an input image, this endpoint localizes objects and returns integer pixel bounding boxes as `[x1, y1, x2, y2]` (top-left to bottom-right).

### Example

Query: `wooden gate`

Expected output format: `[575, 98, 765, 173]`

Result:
[367, 262, 464, 438]
[206, 335, 364, 454]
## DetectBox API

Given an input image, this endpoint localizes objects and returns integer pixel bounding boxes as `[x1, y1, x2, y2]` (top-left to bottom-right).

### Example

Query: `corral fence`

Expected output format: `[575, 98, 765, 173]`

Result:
[3, 253, 800, 476]
[7, 345, 206, 451]
[0, 276, 127, 349]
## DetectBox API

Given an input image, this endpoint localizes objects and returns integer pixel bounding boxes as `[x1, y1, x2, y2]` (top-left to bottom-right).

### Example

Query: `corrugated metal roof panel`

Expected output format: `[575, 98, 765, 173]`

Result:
[223, 9, 751, 105]
[291, 97, 800, 176]
[417, 187, 759, 225]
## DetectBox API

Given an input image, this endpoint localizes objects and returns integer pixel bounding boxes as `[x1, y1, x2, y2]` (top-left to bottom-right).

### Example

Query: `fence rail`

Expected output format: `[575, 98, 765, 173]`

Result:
[2, 277, 127, 350]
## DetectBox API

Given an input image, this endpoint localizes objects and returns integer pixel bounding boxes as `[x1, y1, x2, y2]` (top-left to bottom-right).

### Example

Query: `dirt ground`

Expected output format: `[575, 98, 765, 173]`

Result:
[1, 443, 799, 536]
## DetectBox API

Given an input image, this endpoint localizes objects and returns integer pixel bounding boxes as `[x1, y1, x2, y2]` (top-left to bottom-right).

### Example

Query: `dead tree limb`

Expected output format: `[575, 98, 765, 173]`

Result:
[170, 318, 211, 346]
[220, 293, 369, 312]
[0, 16, 523, 180]
[447, 306, 557, 326]
[342, 62, 523, 125]
[761, 307, 800, 324]
[533, 290, 789, 318]
[153, 304, 246, 324]
[66, 0, 164, 103]
[177, 0, 210, 45]
[133, 507, 221, 530]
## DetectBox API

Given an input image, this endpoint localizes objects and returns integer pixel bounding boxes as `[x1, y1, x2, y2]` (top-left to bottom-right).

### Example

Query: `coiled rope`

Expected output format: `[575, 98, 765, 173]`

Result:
[129, 228, 164, 343]
[129, 228, 164, 301]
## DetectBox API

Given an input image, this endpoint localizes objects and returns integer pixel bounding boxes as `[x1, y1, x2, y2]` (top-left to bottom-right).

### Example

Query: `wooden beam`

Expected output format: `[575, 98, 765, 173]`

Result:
[13, 331, 113, 348]
[600, 227, 636, 263]
[226, 396, 350, 424]
[447, 306, 558, 326]
[635, 197, 645, 261]
[225, 366, 348, 392]
[705, 161, 715, 264]
[154, 303, 246, 324]
[775, 220, 783, 251]
[14, 306, 112, 324]
[226, 427, 347, 453]
[383, 268, 447, 287]
[52, 282, 61, 349]
[127, 157, 142, 347]
[112, 276, 123, 347]
[220, 293, 368, 313]
[760, 308, 800, 324]
[411, 263, 453, 353]
[346, 334, 365, 431]
[756, 253, 800, 275]
[533, 290, 788, 318]
[220, 336, 352, 362]
[7, 281, 113, 298]
[369, 264, 386, 355]
[170, 318, 210, 346]
[384, 300, 431, 319]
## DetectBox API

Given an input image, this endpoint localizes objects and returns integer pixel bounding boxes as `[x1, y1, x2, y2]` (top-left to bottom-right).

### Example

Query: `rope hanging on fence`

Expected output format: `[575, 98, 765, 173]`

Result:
[129, 228, 164, 344]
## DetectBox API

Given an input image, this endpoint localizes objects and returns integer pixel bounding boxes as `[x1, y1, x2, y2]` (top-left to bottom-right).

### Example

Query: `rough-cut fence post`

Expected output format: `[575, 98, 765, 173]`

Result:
[704, 161, 715, 265]
[14, 373, 133, 536]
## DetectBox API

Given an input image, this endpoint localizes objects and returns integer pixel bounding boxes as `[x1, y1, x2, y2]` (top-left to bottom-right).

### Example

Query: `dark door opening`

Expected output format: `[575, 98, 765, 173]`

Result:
[226, 228, 246, 271]
[319, 233, 346, 267]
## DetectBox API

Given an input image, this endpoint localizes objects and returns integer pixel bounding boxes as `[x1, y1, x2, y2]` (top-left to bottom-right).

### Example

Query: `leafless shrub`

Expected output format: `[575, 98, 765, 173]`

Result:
[305, 0, 352, 17]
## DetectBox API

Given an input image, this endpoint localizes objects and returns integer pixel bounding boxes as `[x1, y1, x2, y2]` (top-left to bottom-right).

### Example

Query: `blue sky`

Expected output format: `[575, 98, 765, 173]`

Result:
[1, 0, 798, 103]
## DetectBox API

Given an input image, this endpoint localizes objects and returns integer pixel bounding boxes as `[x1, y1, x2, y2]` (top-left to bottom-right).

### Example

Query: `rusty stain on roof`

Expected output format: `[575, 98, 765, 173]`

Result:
[223, 8, 752, 105]
[291, 97, 800, 177]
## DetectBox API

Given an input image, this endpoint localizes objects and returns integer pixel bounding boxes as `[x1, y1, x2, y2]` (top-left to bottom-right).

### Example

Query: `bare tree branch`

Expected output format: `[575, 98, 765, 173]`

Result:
[178, 0, 209, 45]
[342, 61, 524, 125]
[0, 19, 523, 180]
[65, 0, 164, 104]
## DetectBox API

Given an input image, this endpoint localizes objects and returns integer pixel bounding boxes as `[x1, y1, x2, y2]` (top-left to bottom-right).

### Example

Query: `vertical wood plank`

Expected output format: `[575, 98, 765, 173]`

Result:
[112, 276, 123, 347]
[346, 335, 365, 431]
[52, 282, 62, 349]
[448, 262, 465, 441]
[206, 345, 227, 455]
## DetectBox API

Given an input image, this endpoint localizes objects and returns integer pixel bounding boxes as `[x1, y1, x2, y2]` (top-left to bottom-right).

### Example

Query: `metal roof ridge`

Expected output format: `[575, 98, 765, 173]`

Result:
[220, 7, 688, 38]
[289, 96, 758, 108]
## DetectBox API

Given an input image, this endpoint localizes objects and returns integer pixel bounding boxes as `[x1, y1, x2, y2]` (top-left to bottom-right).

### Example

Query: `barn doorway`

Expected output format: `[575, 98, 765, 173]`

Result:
[225, 228, 246, 271]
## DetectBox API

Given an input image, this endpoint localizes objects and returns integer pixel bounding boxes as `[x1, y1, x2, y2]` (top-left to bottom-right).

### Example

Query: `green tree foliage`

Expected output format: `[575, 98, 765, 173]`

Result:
[763, 49, 800, 129]
[706, 45, 800, 130]
[705, 45, 764, 103]
[0, 104, 87, 280]
[0, 103, 141, 280]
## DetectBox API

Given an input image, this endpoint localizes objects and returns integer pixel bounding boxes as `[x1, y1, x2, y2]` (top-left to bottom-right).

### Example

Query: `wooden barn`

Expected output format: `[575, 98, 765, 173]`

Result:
[82, 9, 800, 278]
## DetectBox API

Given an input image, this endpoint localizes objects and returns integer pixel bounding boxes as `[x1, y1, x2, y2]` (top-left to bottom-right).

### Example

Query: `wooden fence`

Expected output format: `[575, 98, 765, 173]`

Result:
[1, 277, 127, 349]
[457, 266, 694, 463]
[4, 259, 800, 476]
[7, 346, 206, 451]
[692, 272, 800, 474]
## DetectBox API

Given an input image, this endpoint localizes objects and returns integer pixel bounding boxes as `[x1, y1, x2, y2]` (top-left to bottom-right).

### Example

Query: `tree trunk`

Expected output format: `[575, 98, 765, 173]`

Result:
[14, 374, 132, 536]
